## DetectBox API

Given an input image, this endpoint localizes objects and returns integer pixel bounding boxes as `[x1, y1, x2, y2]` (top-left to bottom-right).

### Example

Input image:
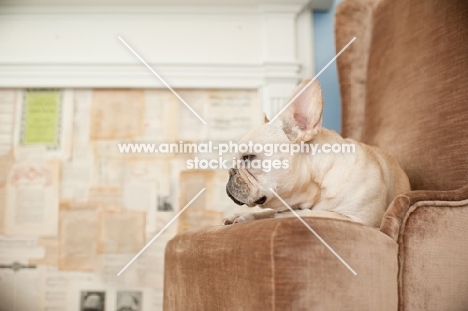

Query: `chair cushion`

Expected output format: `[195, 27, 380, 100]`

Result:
[164, 216, 398, 310]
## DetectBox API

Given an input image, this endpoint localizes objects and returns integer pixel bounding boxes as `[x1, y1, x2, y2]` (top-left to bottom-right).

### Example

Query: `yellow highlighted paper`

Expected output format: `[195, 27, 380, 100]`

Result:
[23, 91, 59, 145]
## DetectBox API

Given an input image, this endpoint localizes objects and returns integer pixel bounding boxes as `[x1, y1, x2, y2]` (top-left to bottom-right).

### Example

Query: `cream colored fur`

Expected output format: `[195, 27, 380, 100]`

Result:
[224, 79, 410, 227]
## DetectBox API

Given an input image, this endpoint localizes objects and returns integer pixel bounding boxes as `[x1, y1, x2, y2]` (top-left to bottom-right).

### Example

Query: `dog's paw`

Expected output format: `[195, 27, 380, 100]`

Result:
[222, 216, 235, 225]
[222, 215, 249, 225]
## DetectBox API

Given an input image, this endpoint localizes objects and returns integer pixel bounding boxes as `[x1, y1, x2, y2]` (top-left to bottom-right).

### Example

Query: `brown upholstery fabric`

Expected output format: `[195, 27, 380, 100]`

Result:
[364, 0, 468, 191]
[380, 186, 468, 310]
[381, 185, 468, 240]
[400, 204, 468, 311]
[164, 217, 398, 311]
[335, 0, 380, 141]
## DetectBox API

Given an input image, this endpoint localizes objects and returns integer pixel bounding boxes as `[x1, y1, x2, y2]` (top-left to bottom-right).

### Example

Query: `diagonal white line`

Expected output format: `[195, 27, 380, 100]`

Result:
[118, 36, 207, 125]
[269, 188, 357, 276]
[117, 188, 206, 276]
[269, 37, 356, 124]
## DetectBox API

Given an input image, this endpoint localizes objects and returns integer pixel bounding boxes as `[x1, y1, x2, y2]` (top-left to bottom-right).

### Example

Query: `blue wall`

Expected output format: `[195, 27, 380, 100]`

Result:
[313, 0, 344, 133]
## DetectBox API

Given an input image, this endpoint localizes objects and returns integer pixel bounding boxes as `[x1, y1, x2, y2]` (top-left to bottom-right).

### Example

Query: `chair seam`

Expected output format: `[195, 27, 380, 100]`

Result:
[270, 222, 279, 311]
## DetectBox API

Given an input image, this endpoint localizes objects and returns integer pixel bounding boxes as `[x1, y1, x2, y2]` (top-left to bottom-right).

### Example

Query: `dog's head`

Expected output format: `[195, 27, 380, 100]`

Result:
[226, 79, 324, 210]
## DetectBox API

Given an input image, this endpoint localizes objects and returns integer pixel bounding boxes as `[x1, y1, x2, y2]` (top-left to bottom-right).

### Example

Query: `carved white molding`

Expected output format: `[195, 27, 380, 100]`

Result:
[0, 0, 329, 116]
[0, 63, 301, 89]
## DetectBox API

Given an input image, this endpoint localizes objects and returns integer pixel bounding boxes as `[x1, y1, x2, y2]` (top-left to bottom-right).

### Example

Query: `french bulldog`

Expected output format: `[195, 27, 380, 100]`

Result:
[224, 79, 410, 227]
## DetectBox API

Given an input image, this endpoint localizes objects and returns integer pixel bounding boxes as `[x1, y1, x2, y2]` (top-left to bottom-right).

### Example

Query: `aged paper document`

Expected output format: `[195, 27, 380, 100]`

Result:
[207, 90, 260, 141]
[99, 210, 145, 254]
[0, 156, 13, 187]
[123, 182, 156, 212]
[92, 143, 125, 187]
[29, 237, 58, 266]
[0, 90, 16, 157]
[123, 182, 156, 231]
[37, 266, 96, 311]
[72, 89, 92, 146]
[71, 90, 94, 161]
[14, 90, 73, 160]
[177, 170, 224, 233]
[96, 253, 136, 285]
[5, 161, 59, 236]
[87, 187, 122, 210]
[0, 236, 45, 264]
[58, 206, 101, 271]
[95, 251, 166, 310]
[176, 90, 208, 141]
[123, 159, 173, 232]
[61, 89, 94, 203]
[174, 89, 259, 142]
[60, 160, 92, 203]
[90, 89, 145, 140]
[0, 187, 5, 234]
[67, 280, 153, 311]
[143, 90, 177, 142]
[21, 90, 61, 145]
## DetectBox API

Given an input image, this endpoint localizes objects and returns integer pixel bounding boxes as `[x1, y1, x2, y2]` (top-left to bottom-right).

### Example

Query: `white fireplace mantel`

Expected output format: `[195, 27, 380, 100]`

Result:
[0, 0, 331, 117]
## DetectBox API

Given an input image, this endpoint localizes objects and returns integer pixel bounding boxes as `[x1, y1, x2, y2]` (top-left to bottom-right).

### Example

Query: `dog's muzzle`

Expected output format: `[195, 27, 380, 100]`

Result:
[226, 187, 244, 205]
[226, 168, 244, 205]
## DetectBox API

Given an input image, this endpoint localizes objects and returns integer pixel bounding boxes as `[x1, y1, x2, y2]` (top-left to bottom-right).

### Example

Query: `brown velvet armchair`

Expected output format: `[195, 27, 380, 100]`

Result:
[164, 0, 468, 310]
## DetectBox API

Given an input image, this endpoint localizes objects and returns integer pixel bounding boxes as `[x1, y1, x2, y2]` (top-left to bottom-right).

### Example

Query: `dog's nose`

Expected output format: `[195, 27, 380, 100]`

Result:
[229, 168, 237, 178]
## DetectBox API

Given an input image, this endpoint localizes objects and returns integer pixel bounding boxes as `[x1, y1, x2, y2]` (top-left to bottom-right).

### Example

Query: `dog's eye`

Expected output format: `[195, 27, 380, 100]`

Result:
[242, 154, 256, 162]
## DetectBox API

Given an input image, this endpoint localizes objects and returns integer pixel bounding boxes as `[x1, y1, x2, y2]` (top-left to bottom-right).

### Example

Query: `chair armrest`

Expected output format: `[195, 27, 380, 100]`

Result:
[380, 185, 468, 310]
[380, 185, 468, 240]
[164, 216, 398, 311]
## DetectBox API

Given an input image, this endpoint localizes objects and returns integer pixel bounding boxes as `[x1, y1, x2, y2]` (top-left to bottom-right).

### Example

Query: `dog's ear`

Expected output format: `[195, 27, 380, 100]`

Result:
[280, 79, 323, 142]
[263, 113, 270, 124]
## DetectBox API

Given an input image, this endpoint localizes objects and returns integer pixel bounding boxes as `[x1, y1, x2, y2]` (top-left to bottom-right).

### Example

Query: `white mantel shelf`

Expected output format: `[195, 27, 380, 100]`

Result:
[0, 0, 331, 117]
[0, 63, 301, 89]
[0, 0, 332, 10]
